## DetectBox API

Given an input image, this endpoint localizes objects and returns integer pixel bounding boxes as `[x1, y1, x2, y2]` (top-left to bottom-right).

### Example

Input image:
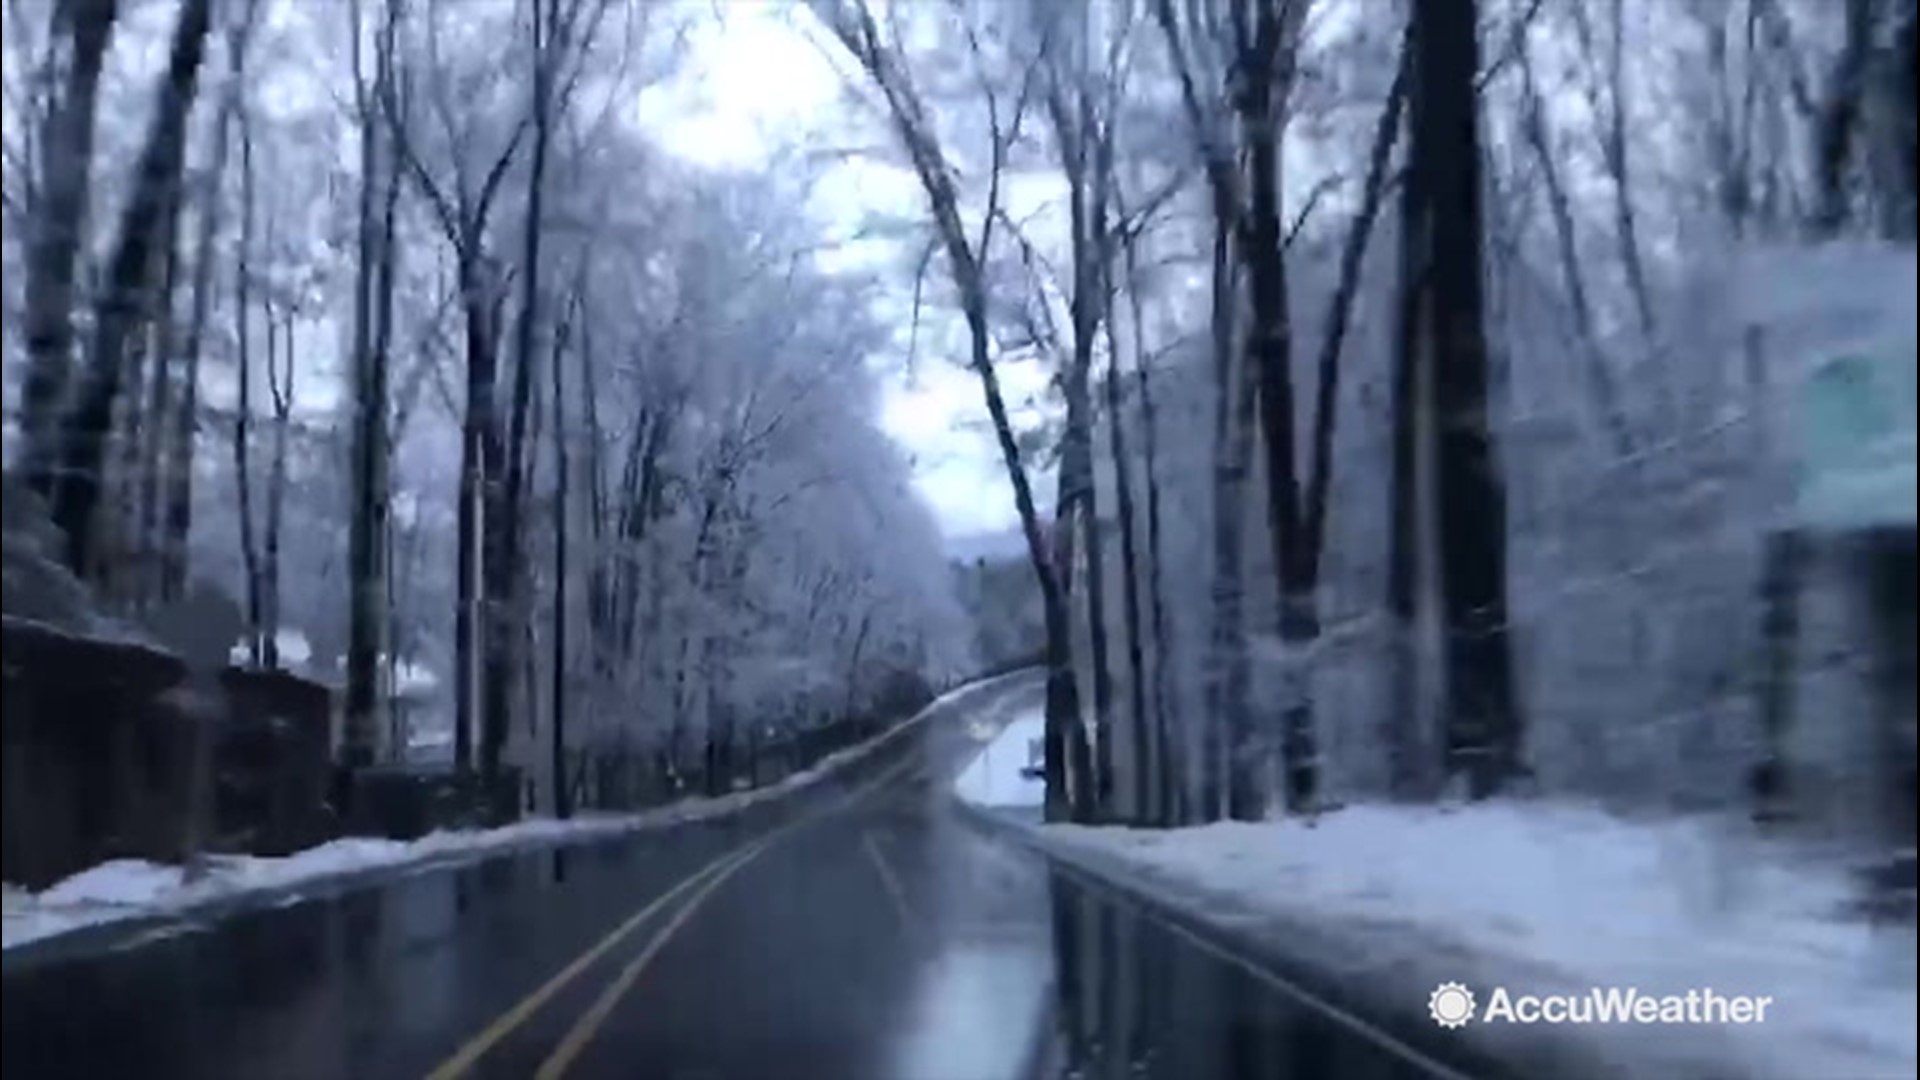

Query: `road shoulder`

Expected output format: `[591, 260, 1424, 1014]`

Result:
[949, 799, 1613, 1080]
[3, 669, 1041, 971]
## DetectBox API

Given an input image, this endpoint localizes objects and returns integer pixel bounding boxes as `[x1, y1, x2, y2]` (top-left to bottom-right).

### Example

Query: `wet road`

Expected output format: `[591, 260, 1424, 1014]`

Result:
[3, 675, 1503, 1080]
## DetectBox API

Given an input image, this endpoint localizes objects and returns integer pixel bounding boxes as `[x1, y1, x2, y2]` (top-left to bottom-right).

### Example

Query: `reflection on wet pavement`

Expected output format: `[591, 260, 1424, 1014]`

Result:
[1034, 869, 1454, 1080]
[4, 684, 1492, 1080]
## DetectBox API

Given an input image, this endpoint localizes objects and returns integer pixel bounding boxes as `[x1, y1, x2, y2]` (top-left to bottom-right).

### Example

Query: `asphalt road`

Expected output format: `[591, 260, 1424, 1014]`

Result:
[2, 675, 1502, 1080]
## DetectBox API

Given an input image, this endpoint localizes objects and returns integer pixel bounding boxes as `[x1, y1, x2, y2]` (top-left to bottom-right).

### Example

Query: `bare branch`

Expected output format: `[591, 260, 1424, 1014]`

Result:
[1282, 173, 1342, 250]
[1303, 24, 1411, 563]
[379, 71, 463, 246]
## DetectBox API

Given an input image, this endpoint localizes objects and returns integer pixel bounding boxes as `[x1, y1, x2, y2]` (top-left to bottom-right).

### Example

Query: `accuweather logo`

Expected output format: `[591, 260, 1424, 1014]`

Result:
[1428, 983, 1775, 1027]
[1429, 983, 1476, 1028]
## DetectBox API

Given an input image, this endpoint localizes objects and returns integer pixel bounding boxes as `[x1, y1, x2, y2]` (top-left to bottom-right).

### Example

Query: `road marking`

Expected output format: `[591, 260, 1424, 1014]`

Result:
[533, 759, 924, 1077]
[1039, 850, 1480, 1080]
[424, 745, 927, 1079]
[861, 830, 915, 932]
[534, 842, 766, 1080]
[421, 851, 740, 1080]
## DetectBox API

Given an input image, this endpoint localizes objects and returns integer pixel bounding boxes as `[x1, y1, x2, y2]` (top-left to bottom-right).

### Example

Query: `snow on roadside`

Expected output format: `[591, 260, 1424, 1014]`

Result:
[953, 707, 1045, 808]
[1037, 804, 1917, 1080]
[5, 671, 1016, 953]
[3, 801, 738, 952]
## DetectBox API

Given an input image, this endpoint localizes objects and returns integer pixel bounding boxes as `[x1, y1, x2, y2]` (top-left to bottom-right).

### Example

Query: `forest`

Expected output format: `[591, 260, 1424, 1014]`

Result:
[1, 0, 980, 823]
[1, 0, 1914, 844]
[809, 0, 1914, 837]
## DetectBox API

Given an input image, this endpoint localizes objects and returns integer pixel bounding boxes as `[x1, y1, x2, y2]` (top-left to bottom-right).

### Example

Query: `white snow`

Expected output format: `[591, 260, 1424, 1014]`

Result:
[952, 706, 1045, 808]
[1034, 803, 1917, 1080]
[3, 816, 704, 951]
[4, 673, 1002, 952]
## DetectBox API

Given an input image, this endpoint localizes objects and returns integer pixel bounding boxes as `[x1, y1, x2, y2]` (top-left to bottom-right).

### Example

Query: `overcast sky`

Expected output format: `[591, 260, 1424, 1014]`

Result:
[636, 1, 1033, 542]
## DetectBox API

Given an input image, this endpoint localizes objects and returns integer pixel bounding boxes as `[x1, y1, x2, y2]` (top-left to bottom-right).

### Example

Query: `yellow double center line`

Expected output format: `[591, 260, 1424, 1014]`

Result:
[424, 751, 925, 1080]
[533, 840, 766, 1079]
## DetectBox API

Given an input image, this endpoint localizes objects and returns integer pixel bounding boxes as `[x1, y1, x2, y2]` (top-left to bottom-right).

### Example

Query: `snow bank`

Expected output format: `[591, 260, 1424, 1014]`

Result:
[5, 671, 1004, 953]
[952, 706, 1045, 808]
[1037, 804, 1915, 1080]
[3, 814, 703, 952]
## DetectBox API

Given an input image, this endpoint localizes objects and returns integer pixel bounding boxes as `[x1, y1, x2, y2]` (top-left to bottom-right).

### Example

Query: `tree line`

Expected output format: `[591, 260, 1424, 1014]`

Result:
[1, 0, 977, 814]
[809, 0, 1916, 826]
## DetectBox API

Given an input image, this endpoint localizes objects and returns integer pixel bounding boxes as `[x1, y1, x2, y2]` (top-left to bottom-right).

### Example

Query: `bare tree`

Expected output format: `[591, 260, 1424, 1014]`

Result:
[1116, 223, 1181, 824]
[383, 0, 533, 779]
[808, 0, 1093, 822]
[1150, 0, 1249, 824]
[1156, 0, 1409, 818]
[549, 278, 583, 818]
[261, 308, 295, 670]
[148, 1, 257, 609]
[128, 176, 183, 610]
[47, 0, 216, 575]
[231, 104, 264, 664]
[1515, 38, 1631, 457]
[18, 0, 119, 496]
[343, 0, 403, 767]
[1411, 0, 1525, 799]
[1048, 25, 1120, 817]
[499, 0, 610, 799]
[1811, 0, 1882, 237]
[1569, 0, 1657, 335]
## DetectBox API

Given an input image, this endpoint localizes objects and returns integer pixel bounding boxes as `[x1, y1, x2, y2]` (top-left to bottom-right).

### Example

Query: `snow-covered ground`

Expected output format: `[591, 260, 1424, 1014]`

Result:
[952, 708, 1045, 807]
[4, 674, 993, 953]
[954, 715, 1917, 1080]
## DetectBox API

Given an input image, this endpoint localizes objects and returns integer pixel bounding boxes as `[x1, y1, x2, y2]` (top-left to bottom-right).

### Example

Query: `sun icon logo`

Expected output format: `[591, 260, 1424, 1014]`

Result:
[1429, 982, 1476, 1028]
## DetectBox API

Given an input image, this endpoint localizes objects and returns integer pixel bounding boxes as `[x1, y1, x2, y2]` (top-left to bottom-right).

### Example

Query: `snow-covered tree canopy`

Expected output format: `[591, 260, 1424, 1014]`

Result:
[0, 0, 977, 784]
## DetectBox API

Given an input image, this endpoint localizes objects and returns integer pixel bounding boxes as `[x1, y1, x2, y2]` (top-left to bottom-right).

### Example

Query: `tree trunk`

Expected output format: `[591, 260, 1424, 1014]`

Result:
[131, 187, 183, 610]
[1235, 0, 1314, 821]
[843, 611, 873, 719]
[1387, 123, 1434, 801]
[19, 0, 119, 496]
[454, 255, 505, 776]
[455, 423, 480, 772]
[1059, 301, 1112, 819]
[1812, 0, 1880, 236]
[262, 311, 293, 671]
[232, 109, 263, 666]
[1414, 0, 1525, 799]
[1888, 2, 1915, 239]
[578, 304, 614, 689]
[448, 246, 513, 783]
[1600, 0, 1657, 335]
[382, 26, 528, 782]
[478, 342, 512, 786]
[1119, 230, 1180, 826]
[674, 488, 724, 783]
[1057, 413, 1106, 823]
[1201, 194, 1250, 826]
[154, 20, 245, 606]
[1044, 35, 1119, 822]
[957, 291, 1087, 823]
[1104, 313, 1151, 824]
[1281, 27, 1413, 816]
[496, 0, 559, 798]
[343, 0, 398, 767]
[99, 322, 150, 601]
[47, 0, 214, 575]
[550, 290, 575, 820]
